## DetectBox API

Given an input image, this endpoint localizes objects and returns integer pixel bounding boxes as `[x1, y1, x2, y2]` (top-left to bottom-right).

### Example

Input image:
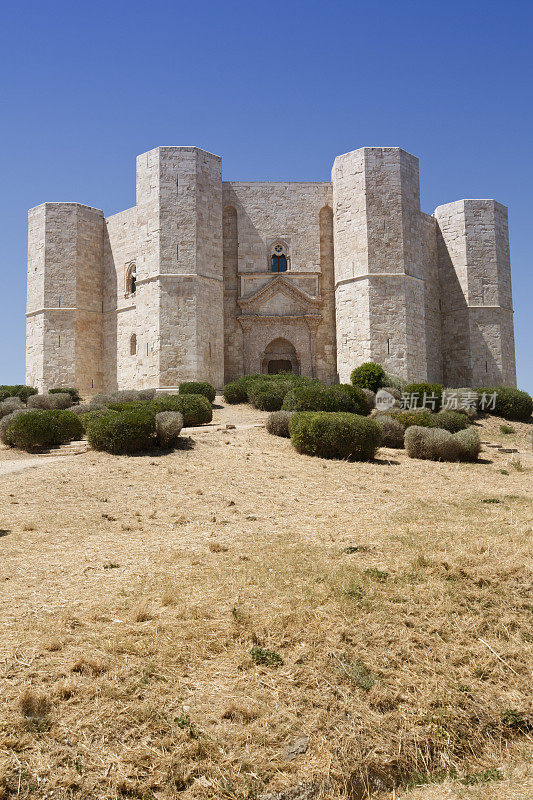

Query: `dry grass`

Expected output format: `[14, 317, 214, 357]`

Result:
[0, 407, 531, 799]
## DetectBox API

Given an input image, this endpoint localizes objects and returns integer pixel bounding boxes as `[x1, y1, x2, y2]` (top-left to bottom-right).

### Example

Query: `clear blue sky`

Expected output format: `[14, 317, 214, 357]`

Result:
[1, 0, 531, 391]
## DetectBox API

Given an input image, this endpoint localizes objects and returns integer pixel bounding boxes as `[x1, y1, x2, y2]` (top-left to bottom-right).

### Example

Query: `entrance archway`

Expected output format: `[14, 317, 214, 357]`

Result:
[261, 338, 300, 375]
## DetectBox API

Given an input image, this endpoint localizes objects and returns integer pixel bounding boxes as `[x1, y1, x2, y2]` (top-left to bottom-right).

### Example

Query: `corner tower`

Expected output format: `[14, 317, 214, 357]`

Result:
[332, 147, 427, 383]
[26, 203, 104, 393]
[434, 199, 516, 387]
[135, 147, 224, 388]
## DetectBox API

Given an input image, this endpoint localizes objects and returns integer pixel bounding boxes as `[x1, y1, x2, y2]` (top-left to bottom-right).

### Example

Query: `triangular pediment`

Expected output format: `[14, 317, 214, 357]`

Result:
[238, 276, 321, 317]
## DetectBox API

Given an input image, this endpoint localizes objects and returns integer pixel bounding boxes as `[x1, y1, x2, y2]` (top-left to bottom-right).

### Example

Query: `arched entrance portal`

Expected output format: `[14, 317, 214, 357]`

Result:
[261, 338, 300, 375]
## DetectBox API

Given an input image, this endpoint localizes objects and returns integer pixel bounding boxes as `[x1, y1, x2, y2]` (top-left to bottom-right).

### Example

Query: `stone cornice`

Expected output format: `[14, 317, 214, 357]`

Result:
[238, 275, 322, 312]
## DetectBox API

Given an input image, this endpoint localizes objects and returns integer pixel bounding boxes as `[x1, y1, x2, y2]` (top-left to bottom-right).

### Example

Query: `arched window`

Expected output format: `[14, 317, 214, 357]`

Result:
[130, 334, 137, 356]
[126, 263, 136, 295]
[270, 243, 288, 272]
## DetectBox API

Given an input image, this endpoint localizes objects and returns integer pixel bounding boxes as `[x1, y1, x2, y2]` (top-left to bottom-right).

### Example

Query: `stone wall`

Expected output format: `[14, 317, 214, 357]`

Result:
[26, 146, 517, 394]
[222, 181, 336, 383]
[435, 199, 516, 387]
[333, 148, 428, 383]
[26, 203, 104, 394]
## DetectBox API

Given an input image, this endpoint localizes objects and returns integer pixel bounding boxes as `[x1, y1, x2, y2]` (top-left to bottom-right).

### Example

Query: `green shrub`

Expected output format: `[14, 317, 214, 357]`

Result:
[454, 428, 482, 461]
[248, 382, 288, 411]
[49, 387, 81, 403]
[476, 386, 533, 421]
[0, 397, 24, 419]
[289, 412, 381, 461]
[179, 382, 216, 403]
[77, 408, 116, 433]
[283, 384, 366, 414]
[250, 646, 284, 667]
[150, 394, 212, 426]
[432, 410, 470, 433]
[222, 380, 248, 404]
[266, 410, 293, 437]
[385, 409, 436, 429]
[404, 425, 481, 462]
[27, 392, 72, 410]
[70, 402, 105, 416]
[500, 424, 515, 434]
[5, 410, 84, 452]
[361, 388, 376, 412]
[0, 385, 38, 402]
[138, 389, 158, 401]
[155, 411, 183, 448]
[0, 409, 31, 445]
[402, 382, 443, 411]
[87, 407, 156, 454]
[375, 414, 404, 448]
[384, 408, 468, 432]
[383, 374, 407, 391]
[350, 362, 387, 393]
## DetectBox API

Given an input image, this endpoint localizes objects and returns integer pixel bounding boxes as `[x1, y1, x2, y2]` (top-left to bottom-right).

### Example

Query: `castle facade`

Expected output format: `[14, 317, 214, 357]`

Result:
[26, 146, 517, 393]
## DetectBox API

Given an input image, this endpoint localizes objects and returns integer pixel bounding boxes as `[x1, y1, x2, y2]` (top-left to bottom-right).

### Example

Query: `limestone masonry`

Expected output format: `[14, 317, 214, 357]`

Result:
[26, 146, 517, 394]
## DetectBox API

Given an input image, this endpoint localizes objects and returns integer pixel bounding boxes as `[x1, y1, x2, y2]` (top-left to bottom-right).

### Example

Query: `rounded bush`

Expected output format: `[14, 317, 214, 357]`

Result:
[0, 397, 24, 419]
[87, 407, 156, 454]
[402, 382, 443, 411]
[476, 386, 533, 421]
[0, 409, 31, 445]
[179, 382, 216, 403]
[248, 383, 287, 411]
[0, 385, 38, 402]
[383, 409, 435, 429]
[454, 428, 482, 461]
[5, 410, 84, 452]
[404, 425, 481, 462]
[150, 394, 212, 426]
[283, 384, 365, 414]
[155, 411, 183, 448]
[383, 374, 407, 392]
[28, 392, 72, 410]
[49, 387, 81, 404]
[223, 381, 248, 404]
[350, 362, 387, 393]
[361, 388, 376, 412]
[77, 408, 116, 433]
[266, 410, 293, 438]
[69, 402, 105, 415]
[138, 389, 158, 402]
[289, 412, 381, 461]
[375, 414, 404, 448]
[432, 410, 470, 433]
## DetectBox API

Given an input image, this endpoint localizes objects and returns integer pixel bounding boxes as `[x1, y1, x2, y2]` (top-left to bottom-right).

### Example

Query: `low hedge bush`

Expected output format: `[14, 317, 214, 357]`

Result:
[4, 410, 84, 452]
[0, 385, 37, 402]
[0, 397, 24, 419]
[384, 409, 469, 432]
[150, 394, 212, 426]
[476, 386, 533, 421]
[266, 410, 293, 437]
[27, 392, 72, 410]
[222, 381, 248, 404]
[0, 409, 30, 445]
[86, 407, 156, 454]
[283, 384, 366, 414]
[155, 411, 183, 448]
[374, 414, 404, 448]
[248, 382, 288, 411]
[179, 382, 216, 403]
[49, 387, 81, 403]
[402, 382, 444, 411]
[289, 412, 381, 461]
[405, 425, 481, 462]
[77, 408, 116, 433]
[350, 362, 387, 393]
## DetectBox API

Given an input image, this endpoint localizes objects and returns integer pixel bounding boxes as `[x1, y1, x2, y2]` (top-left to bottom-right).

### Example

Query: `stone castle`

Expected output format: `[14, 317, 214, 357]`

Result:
[26, 146, 517, 394]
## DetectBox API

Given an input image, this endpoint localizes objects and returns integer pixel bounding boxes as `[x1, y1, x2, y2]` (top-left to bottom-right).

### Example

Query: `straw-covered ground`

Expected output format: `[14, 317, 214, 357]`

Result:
[0, 404, 531, 799]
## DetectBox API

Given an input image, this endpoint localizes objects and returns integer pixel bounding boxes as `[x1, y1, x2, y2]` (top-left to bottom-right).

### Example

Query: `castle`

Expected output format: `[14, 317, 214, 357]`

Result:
[26, 146, 517, 394]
